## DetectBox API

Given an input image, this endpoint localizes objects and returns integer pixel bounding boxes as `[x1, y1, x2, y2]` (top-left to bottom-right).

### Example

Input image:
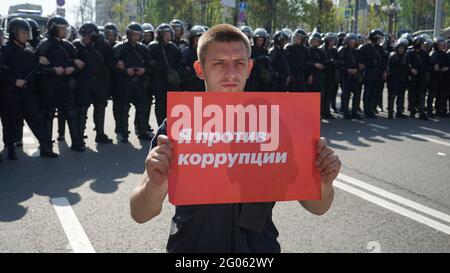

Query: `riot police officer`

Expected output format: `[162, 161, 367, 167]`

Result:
[387, 39, 409, 119]
[239, 26, 253, 42]
[428, 37, 449, 117]
[337, 32, 346, 48]
[245, 27, 271, 91]
[358, 29, 387, 118]
[103, 22, 122, 134]
[73, 22, 113, 145]
[142, 23, 155, 46]
[308, 33, 326, 95]
[321, 32, 339, 117]
[148, 23, 181, 126]
[337, 33, 362, 119]
[36, 15, 85, 151]
[0, 18, 58, 160]
[180, 25, 205, 91]
[112, 22, 153, 143]
[269, 31, 289, 92]
[169, 19, 188, 51]
[407, 36, 430, 120]
[285, 29, 311, 92]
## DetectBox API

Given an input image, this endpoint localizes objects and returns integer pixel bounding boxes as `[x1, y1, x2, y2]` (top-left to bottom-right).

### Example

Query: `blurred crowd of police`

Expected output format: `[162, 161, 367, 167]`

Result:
[0, 16, 449, 162]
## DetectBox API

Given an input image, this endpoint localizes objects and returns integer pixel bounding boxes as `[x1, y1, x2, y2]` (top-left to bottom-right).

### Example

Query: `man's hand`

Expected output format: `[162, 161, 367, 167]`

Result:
[307, 75, 313, 85]
[136, 67, 145, 76]
[145, 135, 173, 186]
[127, 68, 136, 77]
[358, 63, 366, 70]
[54, 66, 65, 76]
[383, 71, 387, 81]
[74, 59, 85, 70]
[348, 69, 357, 75]
[411, 68, 418, 75]
[15, 79, 27, 88]
[315, 137, 341, 189]
[441, 66, 449, 72]
[116, 60, 125, 70]
[64, 67, 75, 76]
[39, 57, 49, 66]
[315, 63, 324, 70]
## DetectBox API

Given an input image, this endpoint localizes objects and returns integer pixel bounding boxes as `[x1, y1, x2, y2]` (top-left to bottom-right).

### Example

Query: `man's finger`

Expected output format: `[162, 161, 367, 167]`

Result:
[153, 154, 171, 171]
[148, 157, 169, 174]
[157, 135, 172, 148]
[317, 153, 339, 172]
[315, 146, 332, 166]
[316, 137, 327, 154]
[321, 160, 341, 176]
[156, 144, 173, 161]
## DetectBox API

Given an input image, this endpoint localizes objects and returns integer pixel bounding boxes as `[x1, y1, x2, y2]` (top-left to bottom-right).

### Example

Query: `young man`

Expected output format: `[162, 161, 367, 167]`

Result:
[130, 24, 341, 253]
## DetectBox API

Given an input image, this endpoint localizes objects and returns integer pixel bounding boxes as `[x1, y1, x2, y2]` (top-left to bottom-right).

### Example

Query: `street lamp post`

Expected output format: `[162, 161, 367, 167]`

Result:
[381, 0, 401, 37]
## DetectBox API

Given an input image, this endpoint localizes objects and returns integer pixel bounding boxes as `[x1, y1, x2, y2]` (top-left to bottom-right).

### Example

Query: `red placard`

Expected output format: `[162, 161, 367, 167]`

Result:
[167, 92, 321, 205]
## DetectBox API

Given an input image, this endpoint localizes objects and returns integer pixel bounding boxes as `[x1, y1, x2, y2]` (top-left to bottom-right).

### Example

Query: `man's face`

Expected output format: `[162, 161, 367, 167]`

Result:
[105, 31, 117, 44]
[255, 37, 264, 47]
[162, 32, 171, 44]
[130, 31, 142, 43]
[194, 41, 253, 93]
[81, 35, 91, 45]
[17, 29, 30, 44]
[293, 35, 302, 45]
[348, 39, 356, 49]
[174, 27, 182, 38]
[397, 45, 405, 55]
[143, 32, 153, 44]
[56, 25, 68, 39]
[192, 36, 200, 48]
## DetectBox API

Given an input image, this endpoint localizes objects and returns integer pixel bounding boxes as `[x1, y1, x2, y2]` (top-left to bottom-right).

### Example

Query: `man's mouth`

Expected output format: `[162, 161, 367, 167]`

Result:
[221, 82, 239, 88]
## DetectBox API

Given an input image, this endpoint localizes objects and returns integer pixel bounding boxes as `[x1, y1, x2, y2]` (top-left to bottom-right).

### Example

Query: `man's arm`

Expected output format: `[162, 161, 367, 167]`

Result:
[130, 135, 172, 224]
[299, 137, 340, 216]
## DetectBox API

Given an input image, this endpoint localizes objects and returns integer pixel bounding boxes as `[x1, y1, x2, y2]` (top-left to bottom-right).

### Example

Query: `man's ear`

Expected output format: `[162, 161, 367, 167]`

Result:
[193, 61, 205, 80]
[246, 59, 254, 79]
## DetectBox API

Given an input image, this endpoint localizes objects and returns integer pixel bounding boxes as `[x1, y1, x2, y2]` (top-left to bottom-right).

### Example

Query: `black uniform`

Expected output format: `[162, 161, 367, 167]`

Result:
[269, 46, 289, 92]
[148, 40, 181, 126]
[105, 39, 121, 133]
[428, 49, 449, 116]
[337, 45, 361, 118]
[245, 45, 271, 92]
[0, 41, 53, 155]
[407, 48, 430, 117]
[308, 46, 326, 95]
[112, 40, 151, 141]
[358, 43, 386, 117]
[284, 43, 311, 92]
[387, 50, 409, 117]
[180, 46, 205, 91]
[36, 37, 84, 150]
[321, 44, 339, 116]
[73, 38, 111, 142]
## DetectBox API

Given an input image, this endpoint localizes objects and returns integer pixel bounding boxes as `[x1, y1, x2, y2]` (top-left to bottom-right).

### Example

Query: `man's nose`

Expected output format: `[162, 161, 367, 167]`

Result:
[224, 61, 239, 79]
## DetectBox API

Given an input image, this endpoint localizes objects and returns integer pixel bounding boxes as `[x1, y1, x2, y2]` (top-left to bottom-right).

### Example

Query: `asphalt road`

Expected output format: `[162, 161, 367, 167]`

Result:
[0, 94, 449, 253]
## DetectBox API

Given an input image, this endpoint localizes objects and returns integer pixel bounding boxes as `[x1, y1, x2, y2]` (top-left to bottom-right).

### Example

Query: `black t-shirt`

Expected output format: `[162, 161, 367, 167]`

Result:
[150, 119, 281, 253]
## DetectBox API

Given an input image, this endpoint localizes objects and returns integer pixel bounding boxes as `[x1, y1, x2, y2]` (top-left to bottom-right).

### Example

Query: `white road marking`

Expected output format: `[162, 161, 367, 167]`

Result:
[23, 127, 31, 134]
[334, 181, 450, 235]
[419, 127, 450, 137]
[437, 152, 446, 156]
[402, 133, 450, 147]
[51, 197, 95, 253]
[25, 148, 39, 157]
[367, 124, 389, 130]
[338, 173, 450, 224]
[22, 136, 36, 145]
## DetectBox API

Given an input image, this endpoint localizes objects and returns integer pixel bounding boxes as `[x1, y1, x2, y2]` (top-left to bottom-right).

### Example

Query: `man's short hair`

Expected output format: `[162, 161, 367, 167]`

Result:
[197, 24, 251, 65]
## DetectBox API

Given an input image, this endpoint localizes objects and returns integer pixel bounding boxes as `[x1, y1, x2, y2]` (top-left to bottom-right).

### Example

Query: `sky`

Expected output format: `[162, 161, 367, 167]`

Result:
[0, 0, 78, 25]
